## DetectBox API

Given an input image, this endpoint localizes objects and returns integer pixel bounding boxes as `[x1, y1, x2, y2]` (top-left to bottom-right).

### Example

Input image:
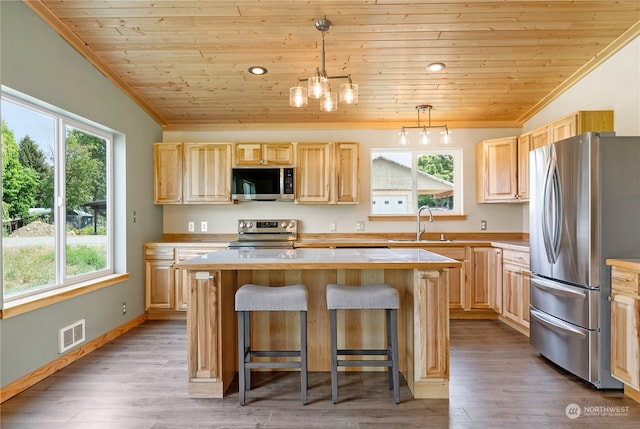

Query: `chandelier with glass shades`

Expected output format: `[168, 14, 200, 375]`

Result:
[289, 18, 358, 112]
[399, 105, 450, 145]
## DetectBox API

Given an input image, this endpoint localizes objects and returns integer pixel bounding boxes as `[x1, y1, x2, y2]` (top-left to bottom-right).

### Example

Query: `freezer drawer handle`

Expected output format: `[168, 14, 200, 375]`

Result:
[530, 308, 587, 338]
[532, 277, 586, 299]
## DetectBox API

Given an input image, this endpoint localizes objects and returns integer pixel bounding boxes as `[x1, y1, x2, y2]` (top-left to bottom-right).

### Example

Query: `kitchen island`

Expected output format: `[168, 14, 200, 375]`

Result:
[175, 248, 461, 400]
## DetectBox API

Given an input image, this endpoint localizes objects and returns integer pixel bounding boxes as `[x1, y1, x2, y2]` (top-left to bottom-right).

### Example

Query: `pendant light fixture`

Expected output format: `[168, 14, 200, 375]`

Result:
[399, 105, 450, 145]
[289, 18, 358, 112]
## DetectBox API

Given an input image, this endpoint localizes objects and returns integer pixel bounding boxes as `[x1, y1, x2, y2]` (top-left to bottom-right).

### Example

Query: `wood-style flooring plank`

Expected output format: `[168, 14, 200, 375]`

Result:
[2, 319, 640, 428]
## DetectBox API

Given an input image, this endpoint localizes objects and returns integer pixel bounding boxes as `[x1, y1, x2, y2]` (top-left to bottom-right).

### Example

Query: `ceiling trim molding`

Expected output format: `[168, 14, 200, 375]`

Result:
[23, 0, 168, 126]
[518, 19, 640, 124]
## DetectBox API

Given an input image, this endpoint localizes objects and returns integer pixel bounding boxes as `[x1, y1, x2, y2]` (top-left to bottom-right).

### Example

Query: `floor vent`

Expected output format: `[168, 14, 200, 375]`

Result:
[59, 319, 85, 353]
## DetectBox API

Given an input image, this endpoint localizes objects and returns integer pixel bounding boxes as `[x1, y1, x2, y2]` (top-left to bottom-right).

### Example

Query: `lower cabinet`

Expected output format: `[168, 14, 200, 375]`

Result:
[608, 263, 640, 401]
[500, 249, 531, 335]
[144, 243, 226, 319]
[423, 246, 466, 310]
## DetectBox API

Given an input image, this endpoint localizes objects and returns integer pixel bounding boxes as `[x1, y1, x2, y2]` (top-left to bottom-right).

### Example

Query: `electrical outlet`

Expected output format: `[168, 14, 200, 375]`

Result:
[200, 221, 208, 232]
[132, 210, 137, 223]
[329, 221, 337, 232]
[188, 221, 195, 232]
[356, 221, 365, 231]
[480, 220, 487, 231]
[122, 302, 127, 314]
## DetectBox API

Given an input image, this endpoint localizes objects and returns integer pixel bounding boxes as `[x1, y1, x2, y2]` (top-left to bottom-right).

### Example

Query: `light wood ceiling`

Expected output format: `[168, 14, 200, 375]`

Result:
[27, 1, 640, 129]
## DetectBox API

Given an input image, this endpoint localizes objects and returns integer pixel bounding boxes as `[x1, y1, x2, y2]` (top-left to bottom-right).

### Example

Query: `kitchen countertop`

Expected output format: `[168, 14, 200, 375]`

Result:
[606, 259, 640, 271]
[174, 247, 461, 270]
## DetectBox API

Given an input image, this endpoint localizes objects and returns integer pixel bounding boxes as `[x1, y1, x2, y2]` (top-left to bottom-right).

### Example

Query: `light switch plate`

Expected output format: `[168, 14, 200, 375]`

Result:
[188, 221, 195, 232]
[200, 221, 208, 232]
[356, 221, 365, 231]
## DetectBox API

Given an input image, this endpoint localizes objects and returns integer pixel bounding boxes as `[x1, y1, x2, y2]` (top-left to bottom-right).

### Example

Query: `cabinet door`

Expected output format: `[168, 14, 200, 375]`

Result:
[469, 247, 496, 310]
[551, 115, 577, 142]
[295, 143, 331, 203]
[517, 134, 530, 201]
[234, 143, 262, 165]
[264, 143, 293, 165]
[175, 247, 224, 310]
[530, 126, 550, 150]
[488, 249, 504, 313]
[183, 143, 232, 203]
[154, 143, 183, 204]
[502, 262, 521, 324]
[334, 142, 359, 204]
[476, 137, 518, 203]
[145, 259, 175, 309]
[611, 292, 639, 389]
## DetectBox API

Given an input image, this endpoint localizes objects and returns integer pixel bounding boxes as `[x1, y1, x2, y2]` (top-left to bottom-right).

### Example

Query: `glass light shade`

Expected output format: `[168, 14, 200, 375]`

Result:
[289, 86, 308, 107]
[441, 130, 450, 144]
[320, 91, 338, 112]
[399, 128, 407, 145]
[308, 75, 328, 99]
[421, 128, 431, 145]
[339, 82, 358, 104]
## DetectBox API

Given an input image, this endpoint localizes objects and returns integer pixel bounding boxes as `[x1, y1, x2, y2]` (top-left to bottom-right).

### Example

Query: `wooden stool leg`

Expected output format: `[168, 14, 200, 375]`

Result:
[330, 309, 339, 404]
[300, 310, 308, 405]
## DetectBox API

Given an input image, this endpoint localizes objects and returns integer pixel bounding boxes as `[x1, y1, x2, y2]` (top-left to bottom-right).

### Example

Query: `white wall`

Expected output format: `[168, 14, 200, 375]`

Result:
[163, 127, 525, 235]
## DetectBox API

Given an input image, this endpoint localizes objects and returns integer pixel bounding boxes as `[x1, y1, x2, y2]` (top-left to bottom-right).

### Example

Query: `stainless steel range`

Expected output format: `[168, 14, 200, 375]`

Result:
[227, 219, 298, 249]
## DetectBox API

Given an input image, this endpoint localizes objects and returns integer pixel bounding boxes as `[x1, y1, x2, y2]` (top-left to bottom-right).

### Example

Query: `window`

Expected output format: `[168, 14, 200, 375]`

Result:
[371, 148, 462, 215]
[1, 91, 113, 301]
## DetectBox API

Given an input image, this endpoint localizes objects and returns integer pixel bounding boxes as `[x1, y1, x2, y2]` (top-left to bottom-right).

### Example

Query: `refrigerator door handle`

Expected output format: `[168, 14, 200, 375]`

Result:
[531, 277, 587, 299]
[541, 152, 563, 264]
[530, 308, 587, 338]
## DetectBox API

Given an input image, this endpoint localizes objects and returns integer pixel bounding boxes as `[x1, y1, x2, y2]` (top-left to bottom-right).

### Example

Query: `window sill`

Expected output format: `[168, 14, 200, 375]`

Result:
[368, 214, 467, 221]
[1, 273, 130, 319]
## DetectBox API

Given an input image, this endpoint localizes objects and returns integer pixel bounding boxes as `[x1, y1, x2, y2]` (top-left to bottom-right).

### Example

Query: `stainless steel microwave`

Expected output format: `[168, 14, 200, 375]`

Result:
[231, 167, 294, 201]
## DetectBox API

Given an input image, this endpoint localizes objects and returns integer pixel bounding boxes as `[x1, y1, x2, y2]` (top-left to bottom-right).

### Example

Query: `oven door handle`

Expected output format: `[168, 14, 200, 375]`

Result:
[530, 308, 587, 338]
[531, 277, 586, 299]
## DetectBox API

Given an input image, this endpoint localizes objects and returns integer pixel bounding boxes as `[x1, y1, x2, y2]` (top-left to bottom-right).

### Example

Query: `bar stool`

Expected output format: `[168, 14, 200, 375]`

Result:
[326, 283, 400, 404]
[235, 283, 308, 405]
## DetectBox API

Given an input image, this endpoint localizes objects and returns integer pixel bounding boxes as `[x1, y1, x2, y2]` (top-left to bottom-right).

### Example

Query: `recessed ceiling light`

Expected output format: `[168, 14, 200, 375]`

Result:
[426, 62, 446, 72]
[248, 66, 268, 75]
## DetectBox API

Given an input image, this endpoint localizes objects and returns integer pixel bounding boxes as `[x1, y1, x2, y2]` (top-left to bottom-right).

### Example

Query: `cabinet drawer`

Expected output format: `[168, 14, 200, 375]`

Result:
[422, 247, 466, 260]
[502, 249, 529, 267]
[145, 246, 175, 259]
[611, 267, 640, 296]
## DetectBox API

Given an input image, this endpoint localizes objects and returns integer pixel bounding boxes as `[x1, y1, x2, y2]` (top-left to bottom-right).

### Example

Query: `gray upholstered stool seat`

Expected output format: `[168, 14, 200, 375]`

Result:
[235, 284, 308, 406]
[326, 283, 400, 404]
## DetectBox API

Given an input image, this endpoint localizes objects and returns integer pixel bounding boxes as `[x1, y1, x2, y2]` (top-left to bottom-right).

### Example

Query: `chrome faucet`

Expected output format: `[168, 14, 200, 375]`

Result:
[416, 205, 434, 241]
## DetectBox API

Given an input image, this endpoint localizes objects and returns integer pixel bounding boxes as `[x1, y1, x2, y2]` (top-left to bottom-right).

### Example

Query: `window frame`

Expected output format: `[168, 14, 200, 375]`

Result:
[370, 147, 464, 216]
[1, 89, 115, 303]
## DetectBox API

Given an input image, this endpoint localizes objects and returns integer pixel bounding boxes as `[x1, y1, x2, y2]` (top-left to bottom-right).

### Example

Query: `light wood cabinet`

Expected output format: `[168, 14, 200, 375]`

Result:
[489, 248, 504, 313]
[609, 264, 640, 398]
[469, 247, 502, 310]
[295, 142, 359, 204]
[154, 142, 232, 204]
[144, 243, 226, 318]
[500, 248, 530, 334]
[423, 247, 466, 310]
[154, 143, 183, 204]
[183, 143, 232, 204]
[234, 142, 293, 166]
[475, 136, 519, 203]
[529, 110, 614, 151]
[516, 133, 530, 201]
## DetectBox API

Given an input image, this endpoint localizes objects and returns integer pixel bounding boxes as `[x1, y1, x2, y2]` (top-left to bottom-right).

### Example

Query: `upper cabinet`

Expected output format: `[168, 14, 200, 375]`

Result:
[295, 142, 359, 205]
[183, 143, 232, 204]
[154, 143, 183, 204]
[476, 110, 613, 204]
[154, 142, 232, 205]
[529, 110, 614, 151]
[475, 136, 520, 203]
[234, 142, 293, 166]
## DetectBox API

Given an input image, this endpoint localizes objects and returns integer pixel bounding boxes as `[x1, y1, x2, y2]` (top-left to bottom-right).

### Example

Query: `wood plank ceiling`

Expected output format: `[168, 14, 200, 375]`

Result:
[26, 1, 640, 129]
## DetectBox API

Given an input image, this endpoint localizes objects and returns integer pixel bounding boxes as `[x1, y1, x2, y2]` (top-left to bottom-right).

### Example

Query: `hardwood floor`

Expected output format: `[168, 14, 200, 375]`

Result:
[2, 319, 640, 428]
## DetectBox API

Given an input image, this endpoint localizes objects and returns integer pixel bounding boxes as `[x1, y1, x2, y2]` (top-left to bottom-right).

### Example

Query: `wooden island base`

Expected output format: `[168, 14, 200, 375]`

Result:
[176, 248, 460, 400]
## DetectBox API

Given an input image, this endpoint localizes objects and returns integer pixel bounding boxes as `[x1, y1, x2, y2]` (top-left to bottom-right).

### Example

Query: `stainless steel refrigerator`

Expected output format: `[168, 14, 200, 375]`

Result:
[529, 132, 640, 389]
